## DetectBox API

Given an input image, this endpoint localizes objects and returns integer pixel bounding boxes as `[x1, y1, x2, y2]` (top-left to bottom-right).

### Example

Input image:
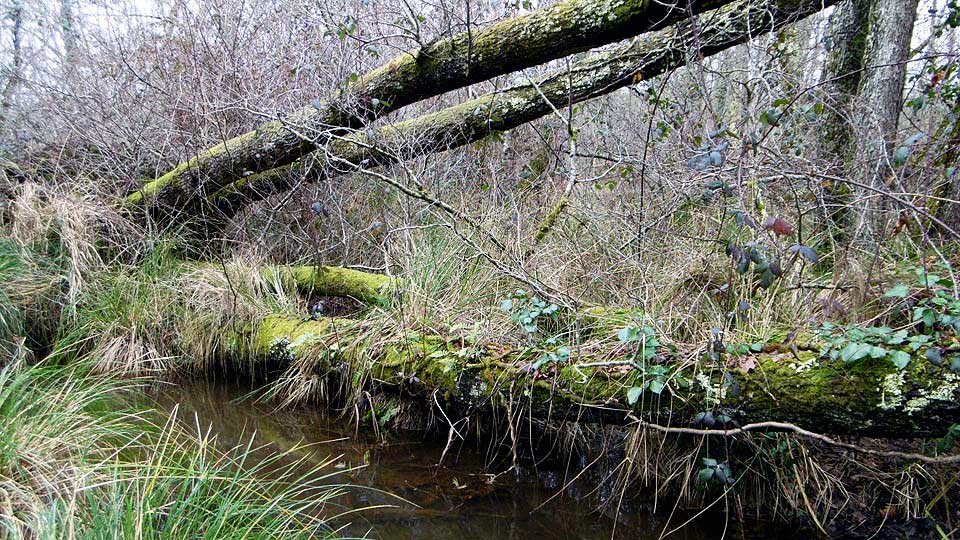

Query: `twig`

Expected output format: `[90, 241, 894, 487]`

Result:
[626, 417, 960, 465]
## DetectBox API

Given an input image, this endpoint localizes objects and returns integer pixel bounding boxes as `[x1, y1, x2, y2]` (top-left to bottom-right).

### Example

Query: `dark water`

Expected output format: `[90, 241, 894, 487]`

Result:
[151, 380, 787, 540]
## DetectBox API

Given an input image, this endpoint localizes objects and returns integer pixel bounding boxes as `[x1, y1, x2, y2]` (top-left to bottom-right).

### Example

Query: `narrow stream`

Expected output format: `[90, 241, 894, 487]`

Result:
[152, 380, 796, 540]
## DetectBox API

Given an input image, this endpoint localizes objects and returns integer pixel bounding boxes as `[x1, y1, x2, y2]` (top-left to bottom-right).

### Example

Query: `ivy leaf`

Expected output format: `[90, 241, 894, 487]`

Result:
[709, 150, 724, 166]
[758, 269, 776, 289]
[884, 284, 910, 298]
[618, 326, 642, 343]
[886, 329, 909, 345]
[889, 350, 911, 369]
[839, 342, 871, 363]
[914, 307, 937, 328]
[760, 108, 782, 127]
[694, 411, 716, 427]
[714, 466, 729, 484]
[626, 386, 643, 405]
[904, 132, 926, 146]
[926, 347, 944, 366]
[688, 153, 712, 171]
[648, 379, 666, 395]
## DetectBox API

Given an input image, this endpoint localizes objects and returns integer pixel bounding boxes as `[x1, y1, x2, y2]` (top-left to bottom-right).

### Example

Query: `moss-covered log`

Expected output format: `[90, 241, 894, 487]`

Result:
[225, 314, 960, 439]
[129, 0, 739, 212]
[263, 265, 396, 306]
[208, 0, 839, 221]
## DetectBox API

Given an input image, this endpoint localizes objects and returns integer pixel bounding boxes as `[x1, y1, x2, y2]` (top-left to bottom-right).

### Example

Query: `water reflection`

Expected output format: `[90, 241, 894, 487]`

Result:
[151, 380, 774, 540]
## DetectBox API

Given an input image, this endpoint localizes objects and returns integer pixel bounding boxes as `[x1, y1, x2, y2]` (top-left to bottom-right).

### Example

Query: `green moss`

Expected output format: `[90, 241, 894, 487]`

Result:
[264, 265, 396, 306]
[129, 123, 289, 208]
[533, 196, 568, 244]
[579, 306, 646, 338]
[225, 312, 960, 437]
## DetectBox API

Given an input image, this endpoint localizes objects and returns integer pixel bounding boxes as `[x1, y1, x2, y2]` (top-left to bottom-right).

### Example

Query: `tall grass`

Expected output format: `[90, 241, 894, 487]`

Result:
[0, 360, 346, 539]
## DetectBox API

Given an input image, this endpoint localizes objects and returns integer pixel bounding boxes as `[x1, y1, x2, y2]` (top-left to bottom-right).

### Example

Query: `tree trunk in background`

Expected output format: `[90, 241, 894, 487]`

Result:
[201, 0, 840, 226]
[129, 0, 738, 214]
[851, 0, 920, 241]
[819, 0, 871, 237]
[60, 0, 79, 71]
[0, 2, 24, 126]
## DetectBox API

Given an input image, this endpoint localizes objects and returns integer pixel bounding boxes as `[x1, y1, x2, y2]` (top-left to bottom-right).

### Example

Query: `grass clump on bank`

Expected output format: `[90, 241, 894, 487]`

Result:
[0, 360, 345, 539]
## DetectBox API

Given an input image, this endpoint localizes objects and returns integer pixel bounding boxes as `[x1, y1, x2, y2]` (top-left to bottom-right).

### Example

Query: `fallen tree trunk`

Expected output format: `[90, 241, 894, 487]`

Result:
[206, 0, 839, 221]
[263, 265, 396, 307]
[129, 0, 737, 212]
[223, 313, 960, 439]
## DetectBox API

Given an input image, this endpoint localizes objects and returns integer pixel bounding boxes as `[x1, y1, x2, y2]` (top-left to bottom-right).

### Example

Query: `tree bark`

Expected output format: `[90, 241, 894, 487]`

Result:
[0, 2, 24, 126]
[203, 0, 841, 223]
[851, 0, 920, 240]
[224, 313, 960, 439]
[819, 0, 872, 235]
[129, 0, 743, 213]
[61, 0, 79, 69]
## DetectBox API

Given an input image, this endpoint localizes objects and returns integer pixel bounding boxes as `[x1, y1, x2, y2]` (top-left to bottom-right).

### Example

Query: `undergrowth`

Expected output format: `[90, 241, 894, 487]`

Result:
[2, 173, 959, 537]
[0, 360, 345, 539]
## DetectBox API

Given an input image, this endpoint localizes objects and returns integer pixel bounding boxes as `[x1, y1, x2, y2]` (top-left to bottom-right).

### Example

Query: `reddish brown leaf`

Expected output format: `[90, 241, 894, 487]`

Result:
[763, 216, 793, 236]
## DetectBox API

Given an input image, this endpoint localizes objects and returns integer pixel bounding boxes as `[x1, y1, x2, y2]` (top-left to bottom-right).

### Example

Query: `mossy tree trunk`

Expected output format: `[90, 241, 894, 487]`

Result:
[850, 0, 920, 241]
[819, 0, 872, 237]
[225, 314, 960, 439]
[263, 265, 396, 307]
[129, 0, 739, 214]
[202, 0, 840, 224]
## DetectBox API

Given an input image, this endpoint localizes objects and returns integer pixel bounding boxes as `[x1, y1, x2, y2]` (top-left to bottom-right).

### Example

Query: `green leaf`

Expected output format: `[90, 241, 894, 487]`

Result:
[914, 307, 936, 328]
[714, 465, 731, 484]
[618, 326, 642, 343]
[893, 146, 912, 166]
[889, 350, 911, 369]
[626, 386, 643, 405]
[760, 108, 781, 126]
[884, 284, 910, 298]
[648, 379, 665, 395]
[698, 467, 715, 483]
[926, 348, 944, 366]
[839, 342, 871, 363]
[886, 329, 909, 345]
